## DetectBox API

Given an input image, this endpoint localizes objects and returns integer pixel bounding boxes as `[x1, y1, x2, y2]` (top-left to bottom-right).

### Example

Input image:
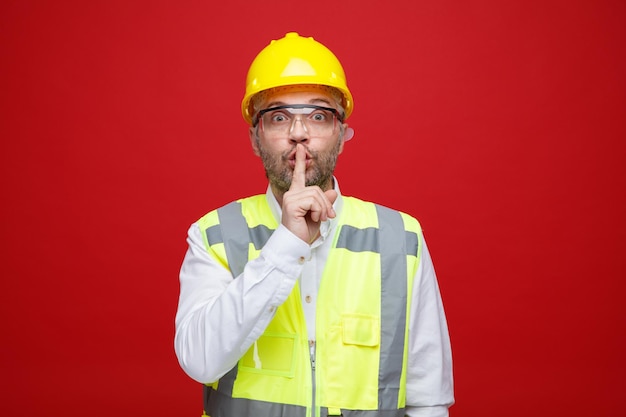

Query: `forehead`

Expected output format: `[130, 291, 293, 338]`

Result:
[258, 85, 337, 108]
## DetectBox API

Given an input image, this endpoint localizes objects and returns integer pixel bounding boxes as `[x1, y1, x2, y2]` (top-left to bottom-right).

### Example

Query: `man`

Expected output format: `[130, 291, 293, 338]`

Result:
[175, 32, 454, 417]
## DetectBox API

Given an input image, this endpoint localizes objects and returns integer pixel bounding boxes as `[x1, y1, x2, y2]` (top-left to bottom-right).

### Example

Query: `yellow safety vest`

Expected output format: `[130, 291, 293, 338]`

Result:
[197, 195, 422, 417]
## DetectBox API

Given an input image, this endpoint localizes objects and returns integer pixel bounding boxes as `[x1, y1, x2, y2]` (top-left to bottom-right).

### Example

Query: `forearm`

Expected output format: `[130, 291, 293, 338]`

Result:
[174, 224, 309, 383]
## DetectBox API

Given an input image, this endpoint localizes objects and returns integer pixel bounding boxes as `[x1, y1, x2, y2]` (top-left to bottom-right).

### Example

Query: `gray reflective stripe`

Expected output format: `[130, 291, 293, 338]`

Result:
[206, 224, 223, 246]
[212, 202, 247, 397]
[207, 388, 406, 417]
[320, 407, 406, 417]
[249, 224, 274, 249]
[337, 226, 418, 257]
[211, 202, 275, 398]
[217, 202, 249, 278]
[405, 230, 419, 257]
[376, 204, 409, 410]
[336, 226, 378, 252]
[206, 387, 307, 417]
[208, 202, 275, 277]
[206, 223, 273, 251]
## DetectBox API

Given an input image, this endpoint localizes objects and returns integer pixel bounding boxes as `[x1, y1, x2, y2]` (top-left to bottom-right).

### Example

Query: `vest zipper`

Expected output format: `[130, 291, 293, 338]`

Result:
[309, 340, 316, 417]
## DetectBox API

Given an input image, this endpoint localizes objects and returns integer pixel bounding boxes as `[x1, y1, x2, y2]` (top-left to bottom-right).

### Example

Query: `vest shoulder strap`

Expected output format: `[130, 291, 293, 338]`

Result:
[197, 195, 274, 278]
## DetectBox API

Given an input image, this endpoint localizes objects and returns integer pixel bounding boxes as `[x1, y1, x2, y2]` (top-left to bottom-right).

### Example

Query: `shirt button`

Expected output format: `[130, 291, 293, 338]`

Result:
[269, 306, 275, 313]
[298, 256, 305, 264]
[305, 295, 312, 303]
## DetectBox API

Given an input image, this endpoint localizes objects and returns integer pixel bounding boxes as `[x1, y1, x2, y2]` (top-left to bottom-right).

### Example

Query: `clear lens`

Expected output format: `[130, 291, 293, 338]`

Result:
[258, 105, 338, 137]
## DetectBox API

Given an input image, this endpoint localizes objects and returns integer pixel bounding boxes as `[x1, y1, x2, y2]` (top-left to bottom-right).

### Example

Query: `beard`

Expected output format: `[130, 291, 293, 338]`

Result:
[256, 139, 342, 195]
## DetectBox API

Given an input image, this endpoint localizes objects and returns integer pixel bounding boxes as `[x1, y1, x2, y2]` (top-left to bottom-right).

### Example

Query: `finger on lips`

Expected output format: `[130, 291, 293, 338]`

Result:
[290, 144, 306, 191]
[286, 144, 335, 222]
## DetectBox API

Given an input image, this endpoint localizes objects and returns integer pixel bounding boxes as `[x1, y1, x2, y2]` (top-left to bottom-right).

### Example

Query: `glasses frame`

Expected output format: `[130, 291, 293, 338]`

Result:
[254, 104, 345, 134]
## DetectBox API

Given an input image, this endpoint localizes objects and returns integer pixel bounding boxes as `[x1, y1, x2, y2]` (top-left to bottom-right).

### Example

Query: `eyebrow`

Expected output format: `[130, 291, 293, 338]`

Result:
[264, 98, 333, 109]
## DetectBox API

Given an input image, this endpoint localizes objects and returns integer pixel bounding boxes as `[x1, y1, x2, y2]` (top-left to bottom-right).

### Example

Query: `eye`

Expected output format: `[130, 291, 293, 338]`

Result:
[269, 112, 290, 123]
[309, 111, 329, 123]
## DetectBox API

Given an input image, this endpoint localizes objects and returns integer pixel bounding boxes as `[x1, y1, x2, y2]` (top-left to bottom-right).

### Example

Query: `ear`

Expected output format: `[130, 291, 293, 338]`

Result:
[249, 126, 261, 156]
[343, 125, 355, 142]
[337, 123, 351, 155]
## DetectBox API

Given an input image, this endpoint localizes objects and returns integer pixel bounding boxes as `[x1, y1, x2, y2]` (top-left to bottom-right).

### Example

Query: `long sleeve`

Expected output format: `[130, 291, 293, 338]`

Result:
[405, 235, 455, 417]
[174, 222, 310, 383]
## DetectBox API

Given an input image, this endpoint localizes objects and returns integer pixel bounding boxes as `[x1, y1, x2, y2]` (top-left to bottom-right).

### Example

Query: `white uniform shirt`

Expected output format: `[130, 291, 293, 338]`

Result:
[175, 181, 454, 417]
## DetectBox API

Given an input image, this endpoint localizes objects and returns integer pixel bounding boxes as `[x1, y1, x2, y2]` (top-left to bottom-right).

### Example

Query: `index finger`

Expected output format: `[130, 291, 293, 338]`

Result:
[290, 144, 306, 191]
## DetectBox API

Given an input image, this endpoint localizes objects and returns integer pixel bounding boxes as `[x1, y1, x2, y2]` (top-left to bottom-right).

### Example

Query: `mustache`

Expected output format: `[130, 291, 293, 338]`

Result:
[282, 145, 316, 161]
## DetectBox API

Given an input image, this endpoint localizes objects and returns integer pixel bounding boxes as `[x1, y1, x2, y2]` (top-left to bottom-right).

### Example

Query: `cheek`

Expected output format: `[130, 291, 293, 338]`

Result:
[337, 138, 345, 155]
[257, 139, 288, 158]
[320, 138, 343, 155]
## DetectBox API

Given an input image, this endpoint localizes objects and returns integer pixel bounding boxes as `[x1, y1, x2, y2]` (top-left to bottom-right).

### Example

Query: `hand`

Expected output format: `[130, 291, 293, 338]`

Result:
[281, 144, 337, 243]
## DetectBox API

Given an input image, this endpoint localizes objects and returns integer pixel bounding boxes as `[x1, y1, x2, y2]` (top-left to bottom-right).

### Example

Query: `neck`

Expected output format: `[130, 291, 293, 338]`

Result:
[271, 184, 286, 207]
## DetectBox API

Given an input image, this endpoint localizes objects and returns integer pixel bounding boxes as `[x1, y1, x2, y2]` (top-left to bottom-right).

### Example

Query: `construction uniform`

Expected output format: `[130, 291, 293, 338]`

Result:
[175, 183, 454, 417]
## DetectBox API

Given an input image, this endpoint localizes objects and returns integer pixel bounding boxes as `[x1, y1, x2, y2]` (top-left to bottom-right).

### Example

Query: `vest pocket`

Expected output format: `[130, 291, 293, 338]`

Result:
[322, 314, 380, 408]
[341, 314, 380, 347]
[239, 332, 297, 378]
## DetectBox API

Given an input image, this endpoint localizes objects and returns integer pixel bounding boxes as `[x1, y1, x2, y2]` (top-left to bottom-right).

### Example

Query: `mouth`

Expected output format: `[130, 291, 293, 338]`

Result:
[286, 149, 312, 168]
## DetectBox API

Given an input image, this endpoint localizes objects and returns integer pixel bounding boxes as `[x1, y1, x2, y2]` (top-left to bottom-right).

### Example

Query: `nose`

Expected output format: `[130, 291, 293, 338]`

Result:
[288, 115, 309, 143]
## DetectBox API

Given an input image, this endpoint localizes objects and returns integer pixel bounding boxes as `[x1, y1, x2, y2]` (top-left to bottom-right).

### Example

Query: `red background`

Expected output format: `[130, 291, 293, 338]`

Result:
[1, 1, 625, 416]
